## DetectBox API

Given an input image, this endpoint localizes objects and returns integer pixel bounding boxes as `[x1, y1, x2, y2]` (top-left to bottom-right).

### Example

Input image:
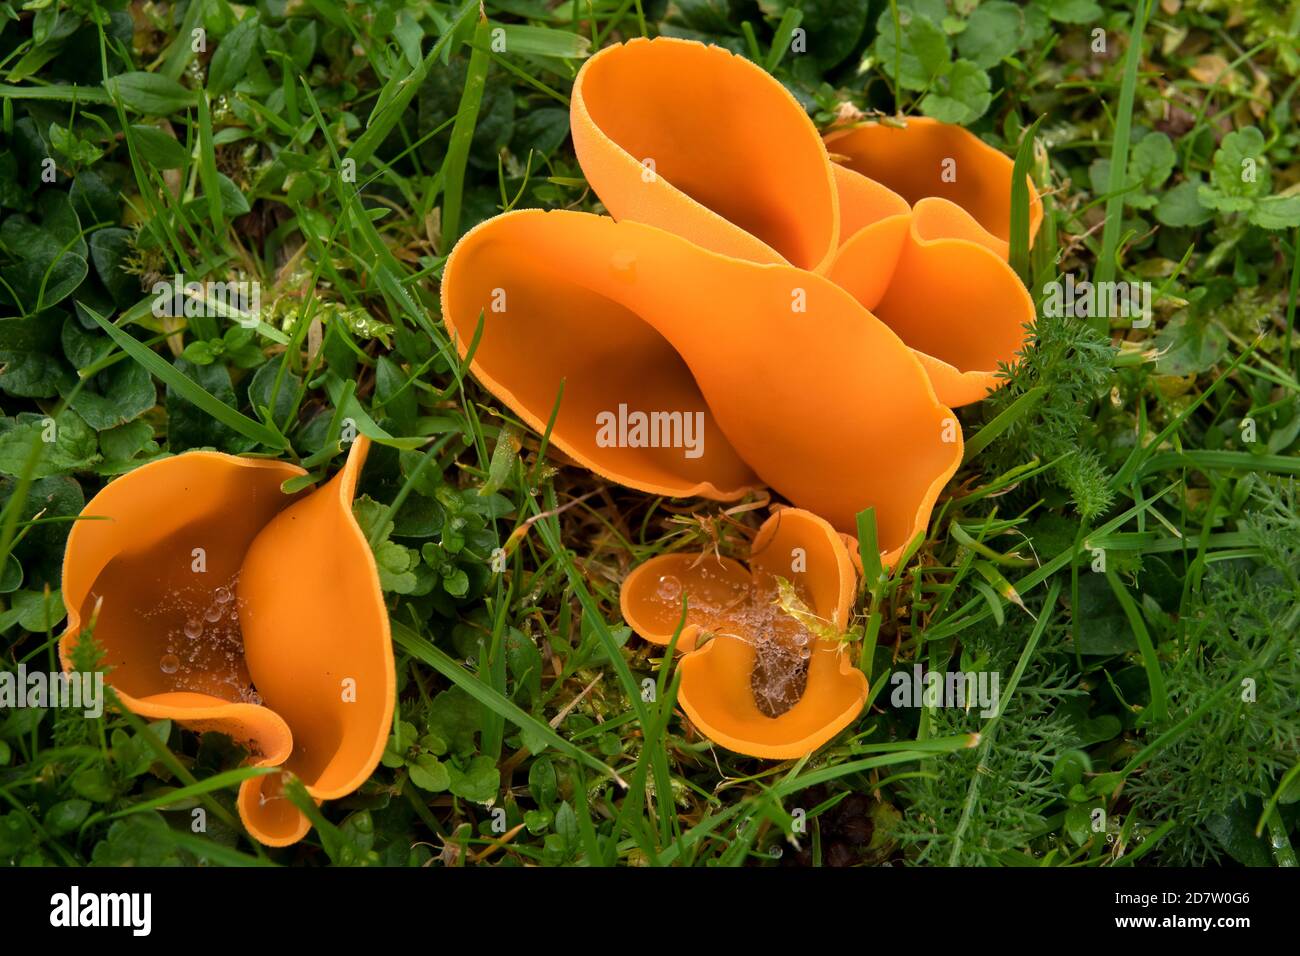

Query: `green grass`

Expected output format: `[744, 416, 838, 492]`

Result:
[0, 0, 1298, 868]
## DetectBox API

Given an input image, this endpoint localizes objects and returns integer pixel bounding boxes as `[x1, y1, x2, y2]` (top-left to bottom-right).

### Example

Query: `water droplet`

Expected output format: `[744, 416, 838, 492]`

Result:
[204, 604, 223, 623]
[215, 586, 233, 604]
[656, 574, 682, 602]
[611, 250, 637, 282]
[159, 654, 180, 675]
[183, 617, 203, 640]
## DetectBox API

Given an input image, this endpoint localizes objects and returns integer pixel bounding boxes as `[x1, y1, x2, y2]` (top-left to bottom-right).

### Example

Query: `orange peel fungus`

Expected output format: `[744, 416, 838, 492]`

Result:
[59, 438, 394, 847]
[443, 209, 960, 553]
[569, 37, 1041, 407]
[437, 36, 1045, 758]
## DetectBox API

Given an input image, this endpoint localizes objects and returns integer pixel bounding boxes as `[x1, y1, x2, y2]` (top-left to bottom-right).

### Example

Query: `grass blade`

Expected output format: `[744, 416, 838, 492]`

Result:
[391, 621, 625, 787]
[440, 13, 492, 249]
[105, 767, 279, 819]
[962, 385, 1045, 463]
[765, 8, 803, 72]
[1009, 114, 1044, 283]
[83, 305, 289, 450]
[1094, 0, 1154, 298]
[1105, 566, 1168, 722]
[0, 83, 112, 103]
[347, 0, 477, 168]
[197, 92, 224, 234]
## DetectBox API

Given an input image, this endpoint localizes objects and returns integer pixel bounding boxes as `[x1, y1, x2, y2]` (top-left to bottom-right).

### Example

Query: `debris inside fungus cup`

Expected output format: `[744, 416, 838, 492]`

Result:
[738, 574, 814, 719]
[85, 534, 263, 706]
[643, 565, 817, 719]
[750, 638, 810, 718]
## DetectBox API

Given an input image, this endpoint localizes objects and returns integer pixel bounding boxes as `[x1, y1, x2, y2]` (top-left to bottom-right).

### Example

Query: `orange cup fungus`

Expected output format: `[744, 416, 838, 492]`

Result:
[441, 35, 1041, 552]
[443, 209, 958, 550]
[620, 508, 866, 759]
[568, 37, 1041, 406]
[437, 37, 1044, 757]
[59, 437, 394, 846]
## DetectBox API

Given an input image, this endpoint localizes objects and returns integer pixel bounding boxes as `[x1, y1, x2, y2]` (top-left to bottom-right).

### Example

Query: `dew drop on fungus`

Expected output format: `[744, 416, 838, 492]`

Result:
[656, 574, 682, 602]
[183, 617, 203, 640]
[204, 604, 223, 623]
[159, 654, 180, 675]
[611, 250, 637, 282]
[214, 586, 233, 604]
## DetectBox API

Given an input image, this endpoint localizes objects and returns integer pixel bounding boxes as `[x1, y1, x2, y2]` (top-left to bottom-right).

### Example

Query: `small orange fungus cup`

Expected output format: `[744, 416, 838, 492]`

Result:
[59, 438, 394, 847]
[620, 508, 866, 759]
[824, 117, 1044, 405]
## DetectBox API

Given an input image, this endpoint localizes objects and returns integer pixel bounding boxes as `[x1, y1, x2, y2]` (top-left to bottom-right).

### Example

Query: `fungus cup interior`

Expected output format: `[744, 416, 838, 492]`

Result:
[620, 552, 822, 715]
[573, 36, 838, 271]
[620, 509, 867, 758]
[441, 222, 757, 500]
[59, 439, 393, 846]
[824, 117, 1044, 253]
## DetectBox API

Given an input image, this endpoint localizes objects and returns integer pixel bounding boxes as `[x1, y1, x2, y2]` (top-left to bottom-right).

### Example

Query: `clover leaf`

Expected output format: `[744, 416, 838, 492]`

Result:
[957, 1, 1024, 69]
[1089, 131, 1175, 210]
[1198, 127, 1300, 229]
[873, 7, 951, 92]
[920, 59, 992, 125]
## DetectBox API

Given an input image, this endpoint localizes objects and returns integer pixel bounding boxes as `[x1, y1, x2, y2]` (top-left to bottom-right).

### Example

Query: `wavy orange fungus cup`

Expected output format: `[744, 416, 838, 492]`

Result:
[443, 209, 960, 551]
[569, 36, 1041, 407]
[59, 438, 394, 846]
[620, 509, 866, 759]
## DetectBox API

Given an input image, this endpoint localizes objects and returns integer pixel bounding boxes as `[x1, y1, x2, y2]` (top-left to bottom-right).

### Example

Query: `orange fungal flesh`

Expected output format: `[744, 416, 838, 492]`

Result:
[59, 452, 305, 764]
[567, 37, 1038, 411]
[572, 37, 839, 272]
[237, 436, 394, 845]
[59, 439, 392, 848]
[831, 163, 912, 239]
[869, 199, 1039, 408]
[441, 209, 962, 554]
[677, 635, 867, 758]
[824, 117, 1044, 257]
[620, 509, 867, 758]
[618, 552, 752, 653]
[440, 217, 759, 502]
[827, 215, 910, 314]
[747, 507, 856, 629]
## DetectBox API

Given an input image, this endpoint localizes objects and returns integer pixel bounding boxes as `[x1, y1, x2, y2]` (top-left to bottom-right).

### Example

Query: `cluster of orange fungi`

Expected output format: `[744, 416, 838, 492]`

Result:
[59, 37, 1040, 848]
[441, 38, 1040, 759]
